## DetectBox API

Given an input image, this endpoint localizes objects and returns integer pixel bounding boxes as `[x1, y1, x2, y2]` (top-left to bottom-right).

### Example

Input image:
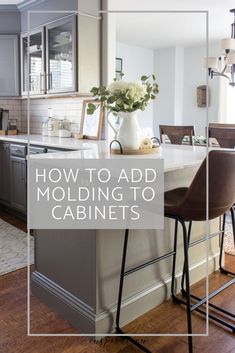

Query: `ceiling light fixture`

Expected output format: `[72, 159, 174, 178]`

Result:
[205, 9, 235, 87]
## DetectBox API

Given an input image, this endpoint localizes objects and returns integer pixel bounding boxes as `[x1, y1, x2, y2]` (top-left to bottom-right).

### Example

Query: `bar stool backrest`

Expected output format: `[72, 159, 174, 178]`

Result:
[159, 125, 195, 145]
[208, 126, 235, 148]
[180, 150, 235, 221]
[209, 123, 235, 128]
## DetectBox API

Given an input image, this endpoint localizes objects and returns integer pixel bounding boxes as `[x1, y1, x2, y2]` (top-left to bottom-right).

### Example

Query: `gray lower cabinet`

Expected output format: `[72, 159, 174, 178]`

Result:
[10, 156, 27, 214]
[0, 35, 19, 97]
[0, 142, 11, 205]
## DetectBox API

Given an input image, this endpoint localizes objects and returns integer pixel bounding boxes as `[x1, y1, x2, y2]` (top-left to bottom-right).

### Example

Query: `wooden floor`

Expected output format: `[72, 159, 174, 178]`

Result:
[0, 209, 235, 353]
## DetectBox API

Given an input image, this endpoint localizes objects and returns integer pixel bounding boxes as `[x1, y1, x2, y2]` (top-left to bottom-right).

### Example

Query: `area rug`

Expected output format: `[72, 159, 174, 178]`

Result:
[224, 213, 235, 256]
[0, 218, 34, 276]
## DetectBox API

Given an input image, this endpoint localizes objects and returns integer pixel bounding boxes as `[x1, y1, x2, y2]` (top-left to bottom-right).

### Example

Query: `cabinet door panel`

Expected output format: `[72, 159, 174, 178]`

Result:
[0, 35, 19, 97]
[10, 157, 27, 214]
[46, 15, 77, 93]
[21, 29, 45, 95]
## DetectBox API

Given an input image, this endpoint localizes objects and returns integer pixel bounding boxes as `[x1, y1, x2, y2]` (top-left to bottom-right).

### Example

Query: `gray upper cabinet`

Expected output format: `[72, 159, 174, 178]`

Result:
[46, 15, 77, 93]
[0, 35, 19, 97]
[21, 13, 100, 96]
[21, 28, 45, 95]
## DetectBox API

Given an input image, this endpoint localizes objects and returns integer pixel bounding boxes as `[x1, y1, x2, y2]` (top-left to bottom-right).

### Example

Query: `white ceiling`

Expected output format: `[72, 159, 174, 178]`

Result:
[111, 0, 235, 49]
[0, 0, 23, 4]
[0, 0, 235, 48]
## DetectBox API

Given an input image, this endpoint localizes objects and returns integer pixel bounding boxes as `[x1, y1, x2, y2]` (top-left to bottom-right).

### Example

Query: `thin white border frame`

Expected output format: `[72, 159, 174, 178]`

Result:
[26, 9, 210, 338]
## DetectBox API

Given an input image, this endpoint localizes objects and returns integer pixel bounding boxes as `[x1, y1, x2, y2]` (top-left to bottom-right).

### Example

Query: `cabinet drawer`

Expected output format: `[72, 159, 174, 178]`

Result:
[29, 146, 47, 155]
[10, 144, 27, 158]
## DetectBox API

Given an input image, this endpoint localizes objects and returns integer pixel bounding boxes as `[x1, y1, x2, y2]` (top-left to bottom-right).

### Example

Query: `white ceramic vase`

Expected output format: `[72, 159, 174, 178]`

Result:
[108, 110, 142, 149]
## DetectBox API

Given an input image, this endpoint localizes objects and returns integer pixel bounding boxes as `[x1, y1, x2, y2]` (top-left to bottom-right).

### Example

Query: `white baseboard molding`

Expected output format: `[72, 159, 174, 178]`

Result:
[96, 252, 220, 333]
[31, 252, 220, 334]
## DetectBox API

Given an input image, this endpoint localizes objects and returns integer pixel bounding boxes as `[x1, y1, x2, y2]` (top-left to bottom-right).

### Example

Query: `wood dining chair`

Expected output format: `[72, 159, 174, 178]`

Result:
[159, 125, 195, 145]
[209, 122, 235, 128]
[208, 126, 235, 148]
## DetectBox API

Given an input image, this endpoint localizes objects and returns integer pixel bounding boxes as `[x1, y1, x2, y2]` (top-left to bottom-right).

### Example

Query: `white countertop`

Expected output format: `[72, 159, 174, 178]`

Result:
[0, 134, 103, 151]
[0, 134, 208, 172]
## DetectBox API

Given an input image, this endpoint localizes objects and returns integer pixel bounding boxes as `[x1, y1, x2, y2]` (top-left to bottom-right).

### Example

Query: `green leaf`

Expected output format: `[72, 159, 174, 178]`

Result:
[86, 103, 97, 115]
[107, 96, 116, 104]
[152, 74, 156, 81]
[141, 75, 149, 81]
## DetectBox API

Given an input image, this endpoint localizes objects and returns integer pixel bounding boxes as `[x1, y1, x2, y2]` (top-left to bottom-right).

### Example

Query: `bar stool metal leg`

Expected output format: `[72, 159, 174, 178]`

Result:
[176, 214, 235, 333]
[180, 219, 193, 353]
[171, 220, 178, 298]
[219, 211, 235, 276]
[116, 229, 152, 353]
[116, 229, 129, 331]
[181, 221, 192, 296]
[169, 217, 193, 353]
[230, 206, 235, 247]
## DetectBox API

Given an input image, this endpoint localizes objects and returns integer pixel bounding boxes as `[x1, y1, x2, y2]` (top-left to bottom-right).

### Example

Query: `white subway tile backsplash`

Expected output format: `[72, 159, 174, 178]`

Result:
[0, 96, 90, 136]
[21, 96, 89, 135]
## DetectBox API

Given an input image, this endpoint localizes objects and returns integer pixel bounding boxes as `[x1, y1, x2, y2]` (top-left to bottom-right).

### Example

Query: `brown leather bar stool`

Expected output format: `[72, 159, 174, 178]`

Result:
[207, 125, 235, 251]
[165, 150, 235, 353]
[159, 125, 195, 145]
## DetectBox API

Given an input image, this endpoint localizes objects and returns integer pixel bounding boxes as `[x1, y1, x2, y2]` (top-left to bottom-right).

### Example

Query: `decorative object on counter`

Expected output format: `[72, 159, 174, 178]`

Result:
[47, 108, 54, 136]
[139, 137, 154, 149]
[58, 129, 71, 138]
[110, 137, 161, 155]
[8, 119, 17, 130]
[0, 116, 18, 135]
[42, 121, 48, 136]
[6, 130, 18, 136]
[80, 100, 104, 140]
[110, 110, 142, 149]
[0, 108, 9, 135]
[74, 132, 84, 140]
[88, 75, 159, 149]
[47, 109, 60, 137]
[58, 117, 71, 138]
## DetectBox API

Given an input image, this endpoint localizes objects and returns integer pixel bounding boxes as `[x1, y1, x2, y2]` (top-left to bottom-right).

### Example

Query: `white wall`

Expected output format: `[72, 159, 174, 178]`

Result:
[183, 42, 220, 135]
[153, 42, 221, 137]
[116, 42, 155, 132]
[153, 47, 177, 136]
[174, 47, 185, 125]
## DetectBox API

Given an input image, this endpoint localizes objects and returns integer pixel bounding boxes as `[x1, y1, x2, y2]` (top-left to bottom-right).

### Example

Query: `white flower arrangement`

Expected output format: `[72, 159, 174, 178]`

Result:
[87, 75, 159, 115]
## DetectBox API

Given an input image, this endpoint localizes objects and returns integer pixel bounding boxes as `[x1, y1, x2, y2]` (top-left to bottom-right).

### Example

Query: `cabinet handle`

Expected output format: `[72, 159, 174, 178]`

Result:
[50, 72, 53, 90]
[47, 72, 53, 90]
[40, 73, 45, 93]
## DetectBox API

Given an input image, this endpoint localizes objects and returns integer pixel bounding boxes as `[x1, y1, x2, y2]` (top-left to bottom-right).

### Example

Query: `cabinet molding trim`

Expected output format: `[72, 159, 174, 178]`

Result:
[17, 0, 45, 12]
[31, 271, 96, 332]
[0, 5, 19, 12]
